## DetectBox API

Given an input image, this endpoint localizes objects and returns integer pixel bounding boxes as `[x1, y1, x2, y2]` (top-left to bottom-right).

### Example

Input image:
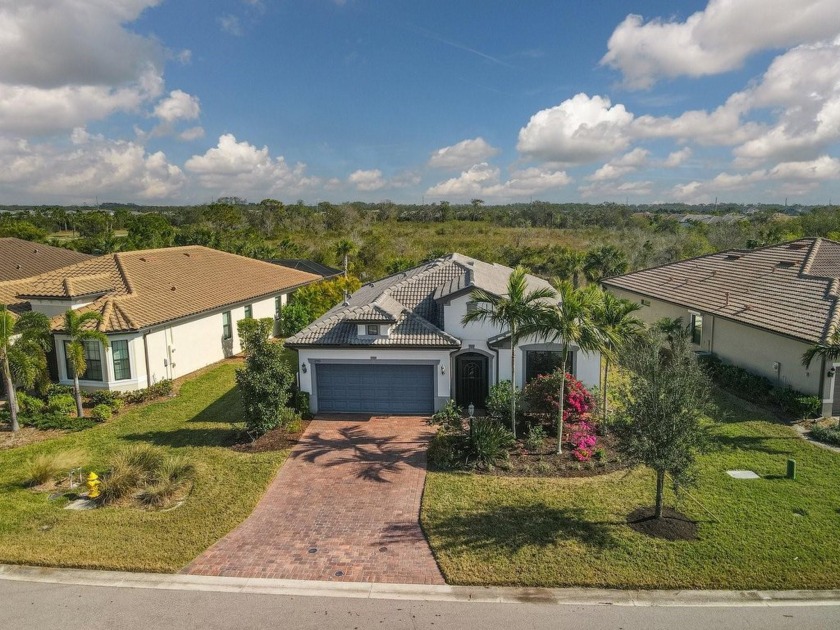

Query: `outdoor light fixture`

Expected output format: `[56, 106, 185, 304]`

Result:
[441, 364, 446, 375]
[828, 367, 836, 379]
[301, 363, 307, 374]
[468, 403, 475, 418]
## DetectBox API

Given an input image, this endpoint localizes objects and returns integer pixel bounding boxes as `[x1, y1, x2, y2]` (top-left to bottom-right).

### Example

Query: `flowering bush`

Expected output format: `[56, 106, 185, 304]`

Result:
[569, 420, 597, 461]
[522, 371, 596, 424]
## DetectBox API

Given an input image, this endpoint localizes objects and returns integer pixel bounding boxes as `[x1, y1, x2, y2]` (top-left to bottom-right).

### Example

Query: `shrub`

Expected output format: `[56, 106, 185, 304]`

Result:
[277, 406, 301, 430]
[46, 394, 76, 415]
[522, 371, 596, 426]
[22, 412, 95, 431]
[16, 391, 45, 415]
[429, 400, 463, 434]
[810, 424, 840, 447]
[27, 450, 86, 486]
[525, 424, 547, 452]
[236, 320, 295, 435]
[466, 418, 515, 469]
[91, 404, 113, 422]
[123, 380, 174, 405]
[44, 384, 74, 398]
[99, 445, 194, 507]
[136, 455, 197, 507]
[485, 381, 524, 427]
[772, 388, 821, 419]
[291, 390, 312, 419]
[427, 433, 463, 470]
[88, 390, 124, 412]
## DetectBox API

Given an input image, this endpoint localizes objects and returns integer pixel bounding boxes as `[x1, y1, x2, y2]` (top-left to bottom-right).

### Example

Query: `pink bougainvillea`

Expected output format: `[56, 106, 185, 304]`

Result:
[522, 371, 596, 424]
[569, 420, 597, 462]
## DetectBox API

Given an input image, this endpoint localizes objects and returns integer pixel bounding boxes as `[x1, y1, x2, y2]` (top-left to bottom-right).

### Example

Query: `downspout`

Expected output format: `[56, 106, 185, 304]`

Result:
[143, 331, 152, 388]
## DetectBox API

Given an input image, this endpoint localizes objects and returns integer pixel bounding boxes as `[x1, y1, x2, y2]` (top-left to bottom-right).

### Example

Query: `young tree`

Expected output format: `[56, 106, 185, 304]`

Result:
[236, 318, 296, 434]
[536, 282, 608, 453]
[1, 306, 52, 432]
[592, 292, 643, 425]
[462, 266, 555, 438]
[64, 309, 109, 418]
[613, 331, 712, 519]
[334, 239, 358, 278]
[556, 250, 587, 288]
[583, 245, 629, 282]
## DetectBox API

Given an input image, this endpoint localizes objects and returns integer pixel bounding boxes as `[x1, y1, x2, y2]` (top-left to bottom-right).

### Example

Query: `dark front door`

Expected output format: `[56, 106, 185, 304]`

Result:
[455, 353, 489, 408]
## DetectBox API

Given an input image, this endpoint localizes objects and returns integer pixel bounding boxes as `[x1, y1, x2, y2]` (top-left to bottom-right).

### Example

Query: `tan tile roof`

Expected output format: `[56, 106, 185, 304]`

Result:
[602, 237, 840, 344]
[0, 245, 319, 333]
[0, 238, 93, 282]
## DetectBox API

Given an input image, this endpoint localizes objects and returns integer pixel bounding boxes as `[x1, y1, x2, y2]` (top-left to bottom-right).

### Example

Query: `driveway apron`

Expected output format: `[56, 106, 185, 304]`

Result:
[183, 416, 444, 584]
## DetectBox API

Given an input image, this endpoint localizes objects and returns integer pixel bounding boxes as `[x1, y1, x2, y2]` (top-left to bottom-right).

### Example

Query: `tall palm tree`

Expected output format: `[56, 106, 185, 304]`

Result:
[64, 309, 109, 418]
[557, 250, 587, 288]
[592, 292, 643, 426]
[334, 239, 358, 278]
[537, 281, 610, 454]
[462, 266, 556, 437]
[1, 305, 52, 432]
[584, 245, 629, 283]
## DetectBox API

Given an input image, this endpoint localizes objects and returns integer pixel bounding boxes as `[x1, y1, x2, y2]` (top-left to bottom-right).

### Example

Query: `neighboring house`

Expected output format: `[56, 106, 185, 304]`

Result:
[1, 243, 320, 392]
[287, 254, 601, 415]
[267, 259, 342, 279]
[0, 237, 93, 283]
[602, 238, 840, 416]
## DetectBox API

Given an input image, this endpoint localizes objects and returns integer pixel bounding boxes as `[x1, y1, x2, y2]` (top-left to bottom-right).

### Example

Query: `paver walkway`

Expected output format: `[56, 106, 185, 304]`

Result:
[183, 416, 444, 584]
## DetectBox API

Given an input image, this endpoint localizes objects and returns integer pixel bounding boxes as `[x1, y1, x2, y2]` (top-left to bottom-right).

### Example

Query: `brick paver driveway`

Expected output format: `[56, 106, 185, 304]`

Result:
[184, 416, 444, 584]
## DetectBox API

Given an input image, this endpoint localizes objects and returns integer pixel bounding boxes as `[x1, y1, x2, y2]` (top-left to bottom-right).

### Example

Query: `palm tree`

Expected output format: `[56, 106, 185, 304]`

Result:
[803, 329, 840, 424]
[556, 250, 587, 288]
[334, 239, 358, 278]
[462, 266, 556, 437]
[592, 292, 643, 427]
[584, 245, 629, 283]
[1, 305, 52, 432]
[537, 281, 610, 454]
[64, 309, 109, 418]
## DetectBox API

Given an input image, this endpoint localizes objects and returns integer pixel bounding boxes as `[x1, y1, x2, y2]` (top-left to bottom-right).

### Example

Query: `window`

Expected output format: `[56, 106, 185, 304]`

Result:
[112, 340, 131, 380]
[366, 324, 379, 336]
[275, 296, 282, 319]
[690, 313, 703, 345]
[525, 350, 571, 384]
[466, 300, 478, 314]
[222, 311, 232, 340]
[244, 304, 253, 319]
[64, 340, 103, 381]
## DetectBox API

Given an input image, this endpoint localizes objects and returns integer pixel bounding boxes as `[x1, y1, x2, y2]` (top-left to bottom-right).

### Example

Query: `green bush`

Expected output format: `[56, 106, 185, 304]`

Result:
[427, 433, 463, 470]
[88, 390, 124, 412]
[15, 391, 45, 415]
[44, 384, 74, 398]
[429, 400, 463, 433]
[772, 388, 821, 419]
[291, 390, 312, 419]
[525, 424, 547, 452]
[46, 394, 76, 415]
[22, 412, 95, 431]
[123, 379, 174, 405]
[91, 404, 113, 422]
[277, 406, 301, 430]
[485, 381, 524, 427]
[810, 424, 840, 447]
[466, 418, 515, 469]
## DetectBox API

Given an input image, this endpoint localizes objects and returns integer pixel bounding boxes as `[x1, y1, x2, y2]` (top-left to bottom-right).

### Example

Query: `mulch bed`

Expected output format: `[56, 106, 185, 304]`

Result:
[230, 420, 310, 453]
[482, 433, 628, 478]
[627, 506, 699, 541]
[0, 425, 67, 450]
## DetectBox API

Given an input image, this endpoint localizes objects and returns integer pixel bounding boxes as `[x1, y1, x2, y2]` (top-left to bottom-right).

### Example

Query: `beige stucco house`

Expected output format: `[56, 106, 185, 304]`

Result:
[602, 237, 840, 416]
[1, 242, 320, 392]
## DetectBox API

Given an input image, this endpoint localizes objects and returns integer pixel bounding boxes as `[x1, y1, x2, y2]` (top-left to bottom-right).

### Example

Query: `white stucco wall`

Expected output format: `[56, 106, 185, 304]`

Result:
[56, 293, 285, 392]
[29, 296, 97, 318]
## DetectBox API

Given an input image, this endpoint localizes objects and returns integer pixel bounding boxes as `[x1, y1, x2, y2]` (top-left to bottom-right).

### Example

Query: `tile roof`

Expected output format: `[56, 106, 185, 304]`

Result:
[287, 253, 552, 349]
[0, 238, 93, 282]
[602, 237, 840, 344]
[1, 245, 320, 333]
[267, 259, 343, 278]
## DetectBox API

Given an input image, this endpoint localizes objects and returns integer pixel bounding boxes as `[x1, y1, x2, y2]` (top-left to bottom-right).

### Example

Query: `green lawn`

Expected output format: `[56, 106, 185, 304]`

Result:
[421, 393, 840, 589]
[0, 362, 288, 573]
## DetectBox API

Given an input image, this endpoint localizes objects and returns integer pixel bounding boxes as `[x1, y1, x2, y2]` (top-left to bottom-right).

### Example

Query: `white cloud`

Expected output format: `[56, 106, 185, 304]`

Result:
[587, 148, 650, 181]
[218, 14, 243, 36]
[664, 147, 692, 167]
[579, 179, 654, 199]
[154, 90, 201, 123]
[348, 169, 386, 191]
[602, 0, 840, 89]
[517, 94, 634, 164]
[185, 133, 318, 196]
[178, 126, 205, 141]
[428, 137, 500, 169]
[426, 163, 571, 200]
[0, 131, 184, 200]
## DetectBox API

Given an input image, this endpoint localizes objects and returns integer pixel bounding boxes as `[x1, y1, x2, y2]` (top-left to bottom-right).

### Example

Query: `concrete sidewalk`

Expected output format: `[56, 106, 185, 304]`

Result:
[2, 564, 840, 607]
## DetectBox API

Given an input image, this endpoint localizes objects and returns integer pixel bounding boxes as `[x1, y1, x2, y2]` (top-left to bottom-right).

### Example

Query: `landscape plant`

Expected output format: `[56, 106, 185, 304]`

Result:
[63, 309, 109, 418]
[462, 266, 555, 438]
[612, 331, 713, 519]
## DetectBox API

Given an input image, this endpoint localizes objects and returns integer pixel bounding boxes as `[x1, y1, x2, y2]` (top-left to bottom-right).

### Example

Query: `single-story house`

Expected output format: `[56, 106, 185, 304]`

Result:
[1, 243, 320, 392]
[602, 237, 840, 416]
[0, 237, 93, 282]
[287, 254, 601, 415]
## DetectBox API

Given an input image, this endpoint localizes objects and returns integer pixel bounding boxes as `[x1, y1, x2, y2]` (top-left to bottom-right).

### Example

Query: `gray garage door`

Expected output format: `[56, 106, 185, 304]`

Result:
[315, 363, 435, 414]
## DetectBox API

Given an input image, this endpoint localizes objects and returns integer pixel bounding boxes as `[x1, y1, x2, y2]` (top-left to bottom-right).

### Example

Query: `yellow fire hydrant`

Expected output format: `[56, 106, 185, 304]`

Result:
[86, 471, 101, 500]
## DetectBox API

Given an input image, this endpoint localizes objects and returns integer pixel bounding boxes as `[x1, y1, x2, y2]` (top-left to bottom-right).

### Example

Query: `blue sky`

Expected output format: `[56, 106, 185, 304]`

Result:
[1, 0, 839, 205]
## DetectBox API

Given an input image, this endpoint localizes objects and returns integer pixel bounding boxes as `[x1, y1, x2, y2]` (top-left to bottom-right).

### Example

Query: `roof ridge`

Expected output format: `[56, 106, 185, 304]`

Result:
[113, 252, 135, 295]
[402, 310, 462, 344]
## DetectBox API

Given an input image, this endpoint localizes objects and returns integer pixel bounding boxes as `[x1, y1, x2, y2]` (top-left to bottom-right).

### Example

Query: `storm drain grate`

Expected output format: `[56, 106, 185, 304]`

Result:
[334, 570, 344, 577]
[308, 547, 318, 554]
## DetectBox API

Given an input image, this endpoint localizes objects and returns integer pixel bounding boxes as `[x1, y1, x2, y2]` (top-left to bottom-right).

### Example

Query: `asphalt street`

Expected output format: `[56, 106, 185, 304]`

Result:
[3, 579, 840, 630]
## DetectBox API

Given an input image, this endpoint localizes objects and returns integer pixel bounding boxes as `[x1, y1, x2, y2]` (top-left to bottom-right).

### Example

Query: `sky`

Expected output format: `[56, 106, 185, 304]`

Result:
[1, 0, 839, 206]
